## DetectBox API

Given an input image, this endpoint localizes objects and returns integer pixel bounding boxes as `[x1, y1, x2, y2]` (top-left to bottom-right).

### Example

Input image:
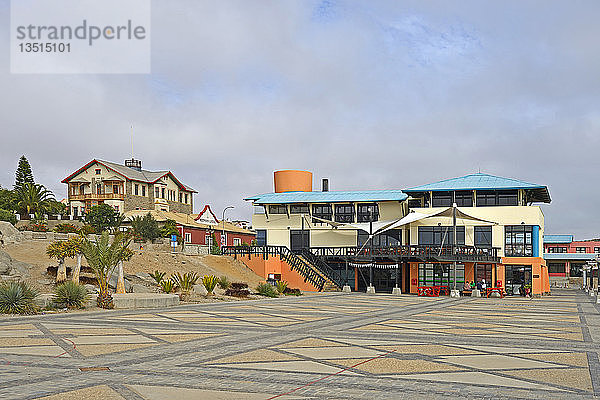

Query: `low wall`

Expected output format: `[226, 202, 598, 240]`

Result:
[182, 244, 209, 255]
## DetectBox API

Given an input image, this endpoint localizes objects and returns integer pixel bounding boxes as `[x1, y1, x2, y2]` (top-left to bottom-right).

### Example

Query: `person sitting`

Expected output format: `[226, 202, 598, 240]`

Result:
[470, 280, 476, 289]
[476, 280, 483, 291]
[461, 281, 472, 296]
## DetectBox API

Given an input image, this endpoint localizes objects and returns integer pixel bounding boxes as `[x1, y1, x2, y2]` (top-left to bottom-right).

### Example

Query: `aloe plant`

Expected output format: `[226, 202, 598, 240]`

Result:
[202, 275, 218, 295]
[0, 281, 38, 314]
[171, 272, 199, 295]
[150, 270, 166, 285]
[275, 280, 288, 294]
[160, 280, 175, 294]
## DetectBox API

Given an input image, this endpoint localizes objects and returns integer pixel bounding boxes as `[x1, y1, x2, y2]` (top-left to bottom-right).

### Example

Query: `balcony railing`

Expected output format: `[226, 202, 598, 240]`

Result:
[69, 193, 124, 201]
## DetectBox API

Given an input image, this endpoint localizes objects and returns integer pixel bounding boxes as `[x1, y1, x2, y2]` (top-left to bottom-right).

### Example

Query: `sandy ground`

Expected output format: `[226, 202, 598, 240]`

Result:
[2, 240, 263, 292]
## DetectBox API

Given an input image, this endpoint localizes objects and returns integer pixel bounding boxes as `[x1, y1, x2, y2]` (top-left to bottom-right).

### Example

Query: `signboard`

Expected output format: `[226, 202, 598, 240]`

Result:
[170, 235, 177, 243]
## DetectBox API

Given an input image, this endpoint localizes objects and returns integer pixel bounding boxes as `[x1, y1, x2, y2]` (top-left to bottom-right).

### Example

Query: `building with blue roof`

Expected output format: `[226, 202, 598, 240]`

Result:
[234, 170, 551, 297]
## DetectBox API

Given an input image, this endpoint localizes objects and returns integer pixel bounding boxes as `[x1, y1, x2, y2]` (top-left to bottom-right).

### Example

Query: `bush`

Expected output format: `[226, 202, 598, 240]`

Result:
[283, 287, 302, 296]
[26, 222, 48, 232]
[275, 280, 288, 294]
[171, 272, 199, 294]
[160, 280, 175, 294]
[130, 213, 161, 242]
[149, 270, 166, 285]
[84, 204, 122, 233]
[0, 281, 38, 314]
[52, 281, 88, 309]
[0, 209, 17, 225]
[225, 288, 250, 297]
[230, 282, 248, 290]
[79, 224, 96, 235]
[256, 282, 279, 298]
[202, 275, 218, 295]
[53, 223, 79, 233]
[217, 276, 231, 290]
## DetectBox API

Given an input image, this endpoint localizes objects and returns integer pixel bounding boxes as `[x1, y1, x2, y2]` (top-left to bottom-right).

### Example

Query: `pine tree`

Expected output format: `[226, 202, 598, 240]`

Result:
[14, 156, 34, 191]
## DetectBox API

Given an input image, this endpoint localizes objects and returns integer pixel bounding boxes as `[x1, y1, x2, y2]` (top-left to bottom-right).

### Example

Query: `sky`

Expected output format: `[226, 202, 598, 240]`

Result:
[1, 0, 599, 238]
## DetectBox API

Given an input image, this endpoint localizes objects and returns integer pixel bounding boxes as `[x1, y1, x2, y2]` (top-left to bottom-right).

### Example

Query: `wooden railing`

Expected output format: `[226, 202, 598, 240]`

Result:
[309, 245, 499, 262]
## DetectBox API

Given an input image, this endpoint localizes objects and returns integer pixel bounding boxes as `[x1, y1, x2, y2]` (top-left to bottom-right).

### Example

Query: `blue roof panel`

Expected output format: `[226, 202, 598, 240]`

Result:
[544, 253, 597, 261]
[543, 234, 574, 244]
[245, 190, 407, 204]
[404, 173, 545, 192]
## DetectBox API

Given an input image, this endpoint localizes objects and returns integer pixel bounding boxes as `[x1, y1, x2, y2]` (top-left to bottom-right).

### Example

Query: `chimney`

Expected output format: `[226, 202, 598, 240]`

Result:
[125, 158, 142, 171]
[322, 178, 329, 192]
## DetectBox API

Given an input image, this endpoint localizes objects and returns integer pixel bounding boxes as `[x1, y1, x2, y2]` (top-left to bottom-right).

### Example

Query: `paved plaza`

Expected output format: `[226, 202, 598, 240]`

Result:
[0, 290, 599, 399]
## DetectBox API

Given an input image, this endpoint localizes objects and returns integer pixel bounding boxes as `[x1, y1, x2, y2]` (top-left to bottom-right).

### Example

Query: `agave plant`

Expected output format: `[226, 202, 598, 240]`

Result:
[149, 270, 166, 285]
[80, 231, 132, 309]
[0, 281, 38, 314]
[160, 279, 175, 294]
[275, 280, 288, 294]
[52, 281, 89, 309]
[217, 275, 231, 290]
[201, 275, 218, 295]
[171, 272, 199, 295]
[256, 282, 279, 298]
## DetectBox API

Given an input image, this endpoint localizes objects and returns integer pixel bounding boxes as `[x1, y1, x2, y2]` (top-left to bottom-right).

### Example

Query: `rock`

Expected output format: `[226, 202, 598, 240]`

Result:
[37, 279, 54, 286]
[84, 284, 98, 294]
[35, 294, 54, 308]
[0, 250, 31, 279]
[193, 284, 207, 295]
[0, 221, 22, 245]
[131, 283, 154, 293]
[108, 270, 132, 292]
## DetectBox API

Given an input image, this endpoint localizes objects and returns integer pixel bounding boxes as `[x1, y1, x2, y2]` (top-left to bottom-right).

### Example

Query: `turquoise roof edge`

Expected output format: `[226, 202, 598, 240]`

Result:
[543, 234, 574, 244]
[544, 253, 597, 261]
[245, 189, 407, 204]
[403, 172, 545, 192]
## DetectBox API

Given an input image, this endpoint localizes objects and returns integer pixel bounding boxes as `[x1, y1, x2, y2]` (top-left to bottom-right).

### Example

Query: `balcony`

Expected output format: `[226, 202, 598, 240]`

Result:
[69, 193, 124, 201]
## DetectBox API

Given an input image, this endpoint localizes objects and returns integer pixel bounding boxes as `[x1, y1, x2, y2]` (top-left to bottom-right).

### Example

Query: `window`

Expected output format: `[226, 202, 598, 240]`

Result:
[268, 205, 287, 214]
[432, 192, 452, 207]
[504, 225, 533, 257]
[205, 234, 213, 247]
[547, 247, 567, 253]
[161, 188, 165, 199]
[570, 264, 583, 277]
[96, 184, 102, 194]
[256, 230, 267, 246]
[455, 191, 473, 207]
[290, 204, 309, 214]
[185, 193, 188, 204]
[134, 184, 139, 195]
[233, 238, 241, 246]
[184, 232, 191, 243]
[113, 185, 119, 194]
[408, 199, 423, 208]
[595, 247, 600, 253]
[418, 263, 465, 287]
[476, 190, 518, 207]
[418, 226, 465, 246]
[548, 263, 566, 274]
[358, 230, 401, 247]
[95, 169, 101, 175]
[335, 204, 354, 223]
[179, 193, 182, 203]
[312, 204, 332, 222]
[79, 186, 84, 195]
[474, 226, 492, 247]
[576, 247, 587, 253]
[357, 203, 379, 222]
[142, 185, 146, 196]
[155, 187, 160, 198]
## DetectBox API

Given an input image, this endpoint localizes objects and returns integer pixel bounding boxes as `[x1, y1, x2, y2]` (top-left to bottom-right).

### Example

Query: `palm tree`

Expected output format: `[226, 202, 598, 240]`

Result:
[81, 231, 133, 309]
[16, 182, 54, 216]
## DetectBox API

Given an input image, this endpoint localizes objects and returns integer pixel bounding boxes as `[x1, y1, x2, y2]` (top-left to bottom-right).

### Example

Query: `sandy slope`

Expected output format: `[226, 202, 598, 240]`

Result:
[3, 240, 263, 291]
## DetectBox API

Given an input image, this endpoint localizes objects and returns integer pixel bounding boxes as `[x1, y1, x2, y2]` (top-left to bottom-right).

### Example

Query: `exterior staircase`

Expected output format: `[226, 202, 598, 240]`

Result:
[299, 249, 345, 291]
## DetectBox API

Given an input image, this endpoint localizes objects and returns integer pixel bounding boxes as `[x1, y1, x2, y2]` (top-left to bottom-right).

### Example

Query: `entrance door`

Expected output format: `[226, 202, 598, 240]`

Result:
[505, 265, 532, 295]
[290, 230, 309, 252]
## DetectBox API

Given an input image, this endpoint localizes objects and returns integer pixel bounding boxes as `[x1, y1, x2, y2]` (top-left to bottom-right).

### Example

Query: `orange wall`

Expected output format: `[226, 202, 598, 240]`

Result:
[409, 262, 418, 294]
[234, 254, 320, 292]
[501, 257, 548, 295]
[274, 170, 312, 193]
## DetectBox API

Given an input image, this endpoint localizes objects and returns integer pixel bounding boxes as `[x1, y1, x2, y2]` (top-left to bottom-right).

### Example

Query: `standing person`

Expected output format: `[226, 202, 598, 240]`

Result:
[481, 279, 487, 294]
[476, 280, 482, 291]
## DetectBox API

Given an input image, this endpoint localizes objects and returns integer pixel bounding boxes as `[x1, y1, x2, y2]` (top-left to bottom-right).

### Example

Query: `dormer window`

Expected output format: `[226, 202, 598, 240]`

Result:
[95, 169, 101, 175]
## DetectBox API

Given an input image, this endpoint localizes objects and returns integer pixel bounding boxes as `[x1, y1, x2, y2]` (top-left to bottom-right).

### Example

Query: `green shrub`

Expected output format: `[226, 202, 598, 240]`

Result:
[52, 281, 88, 309]
[0, 281, 38, 314]
[131, 213, 161, 242]
[209, 234, 221, 255]
[150, 270, 166, 285]
[53, 223, 79, 233]
[160, 280, 175, 294]
[275, 280, 288, 294]
[171, 272, 199, 294]
[202, 275, 218, 295]
[256, 282, 279, 298]
[79, 224, 96, 235]
[0, 209, 17, 225]
[26, 222, 48, 232]
[217, 275, 231, 290]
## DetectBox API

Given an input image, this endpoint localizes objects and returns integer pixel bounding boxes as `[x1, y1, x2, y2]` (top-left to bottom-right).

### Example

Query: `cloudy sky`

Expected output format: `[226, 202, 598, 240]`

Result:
[1, 0, 599, 238]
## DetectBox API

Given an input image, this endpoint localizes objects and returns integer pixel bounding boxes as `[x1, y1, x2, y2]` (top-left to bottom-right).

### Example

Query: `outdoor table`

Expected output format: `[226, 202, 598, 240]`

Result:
[486, 287, 505, 298]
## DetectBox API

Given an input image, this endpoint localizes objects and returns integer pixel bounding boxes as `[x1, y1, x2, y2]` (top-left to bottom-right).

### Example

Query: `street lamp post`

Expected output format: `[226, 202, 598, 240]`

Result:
[221, 206, 234, 250]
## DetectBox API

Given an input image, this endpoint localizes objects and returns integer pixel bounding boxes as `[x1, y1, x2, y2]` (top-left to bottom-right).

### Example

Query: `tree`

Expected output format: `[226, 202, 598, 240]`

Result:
[16, 182, 55, 216]
[14, 156, 34, 191]
[0, 187, 17, 212]
[210, 233, 221, 255]
[84, 204, 123, 233]
[81, 231, 133, 308]
[130, 213, 161, 241]
[0, 209, 17, 225]
[46, 241, 71, 283]
[161, 219, 181, 243]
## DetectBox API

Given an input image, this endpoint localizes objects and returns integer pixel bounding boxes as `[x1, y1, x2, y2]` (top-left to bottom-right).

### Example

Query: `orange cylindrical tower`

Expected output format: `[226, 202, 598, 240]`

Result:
[274, 170, 312, 193]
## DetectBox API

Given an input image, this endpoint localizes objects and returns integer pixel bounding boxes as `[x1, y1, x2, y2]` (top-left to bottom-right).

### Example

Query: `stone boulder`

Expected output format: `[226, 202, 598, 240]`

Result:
[0, 221, 22, 245]
[0, 250, 31, 280]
